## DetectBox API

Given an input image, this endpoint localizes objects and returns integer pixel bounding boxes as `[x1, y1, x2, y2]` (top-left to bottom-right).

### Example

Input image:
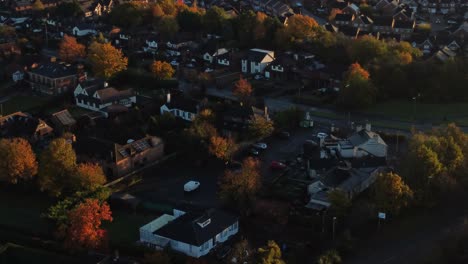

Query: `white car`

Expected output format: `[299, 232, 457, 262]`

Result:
[205, 68, 214, 72]
[254, 75, 263, 80]
[252, 142, 267, 149]
[184, 181, 200, 192]
[317, 132, 328, 139]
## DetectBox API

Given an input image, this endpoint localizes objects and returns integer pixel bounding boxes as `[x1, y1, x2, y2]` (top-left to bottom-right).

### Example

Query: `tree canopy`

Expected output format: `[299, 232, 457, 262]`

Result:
[88, 42, 128, 79]
[372, 172, 413, 215]
[0, 138, 38, 184]
[59, 35, 86, 63]
[150, 60, 175, 80]
[257, 240, 286, 264]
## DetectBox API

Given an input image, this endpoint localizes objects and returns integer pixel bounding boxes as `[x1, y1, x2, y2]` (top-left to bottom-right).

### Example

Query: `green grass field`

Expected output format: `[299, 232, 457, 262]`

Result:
[106, 211, 160, 247]
[366, 101, 468, 122]
[1, 95, 53, 115]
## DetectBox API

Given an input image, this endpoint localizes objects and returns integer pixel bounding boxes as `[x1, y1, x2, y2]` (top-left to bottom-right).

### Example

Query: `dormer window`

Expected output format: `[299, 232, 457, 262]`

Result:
[197, 218, 211, 228]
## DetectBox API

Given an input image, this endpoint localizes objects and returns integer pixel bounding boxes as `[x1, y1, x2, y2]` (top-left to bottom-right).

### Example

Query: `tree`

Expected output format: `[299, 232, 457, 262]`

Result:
[73, 163, 107, 192]
[88, 42, 128, 79]
[32, 0, 45, 11]
[328, 8, 342, 21]
[109, 3, 143, 29]
[372, 172, 413, 215]
[0, 138, 38, 184]
[248, 115, 274, 140]
[150, 61, 175, 80]
[328, 189, 351, 216]
[338, 63, 376, 109]
[0, 25, 15, 38]
[159, 0, 177, 16]
[59, 35, 86, 63]
[348, 35, 388, 65]
[208, 136, 238, 162]
[228, 239, 253, 264]
[55, 1, 83, 17]
[317, 249, 342, 264]
[273, 107, 304, 130]
[38, 138, 77, 197]
[276, 14, 319, 46]
[65, 199, 112, 250]
[203, 6, 227, 34]
[219, 157, 261, 210]
[152, 4, 165, 18]
[189, 110, 218, 142]
[143, 251, 171, 264]
[257, 240, 285, 264]
[233, 76, 253, 103]
[177, 9, 203, 32]
[157, 16, 180, 38]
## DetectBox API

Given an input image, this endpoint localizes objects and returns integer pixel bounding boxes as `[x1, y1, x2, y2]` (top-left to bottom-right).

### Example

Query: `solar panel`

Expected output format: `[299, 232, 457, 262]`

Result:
[119, 149, 129, 158]
[132, 140, 150, 152]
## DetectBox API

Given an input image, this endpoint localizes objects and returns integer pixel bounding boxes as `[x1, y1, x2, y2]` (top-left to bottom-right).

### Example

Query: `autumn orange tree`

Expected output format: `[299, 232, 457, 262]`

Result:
[208, 136, 238, 163]
[73, 163, 107, 192]
[233, 76, 253, 104]
[276, 14, 319, 46]
[372, 172, 413, 215]
[59, 35, 86, 63]
[248, 115, 274, 140]
[38, 138, 77, 196]
[88, 42, 128, 79]
[65, 199, 112, 250]
[338, 62, 375, 109]
[0, 138, 38, 184]
[219, 157, 261, 211]
[150, 60, 175, 80]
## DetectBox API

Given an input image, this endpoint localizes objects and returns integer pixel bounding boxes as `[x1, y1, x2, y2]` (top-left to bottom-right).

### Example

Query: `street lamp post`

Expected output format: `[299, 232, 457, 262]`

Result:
[332, 217, 337, 240]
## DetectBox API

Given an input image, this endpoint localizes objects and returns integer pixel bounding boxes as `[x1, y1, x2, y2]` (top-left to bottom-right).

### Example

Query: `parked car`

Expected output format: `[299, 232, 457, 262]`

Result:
[184, 181, 200, 192]
[317, 132, 328, 139]
[170, 60, 179, 66]
[254, 74, 263, 80]
[270, 161, 287, 170]
[277, 131, 290, 139]
[252, 142, 268, 149]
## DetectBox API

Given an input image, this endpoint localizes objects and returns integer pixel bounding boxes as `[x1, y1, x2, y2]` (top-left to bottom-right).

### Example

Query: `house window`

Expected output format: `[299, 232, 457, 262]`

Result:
[201, 240, 210, 251]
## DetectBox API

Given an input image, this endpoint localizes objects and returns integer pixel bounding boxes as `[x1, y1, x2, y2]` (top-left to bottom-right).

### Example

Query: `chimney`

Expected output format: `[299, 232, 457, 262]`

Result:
[365, 123, 371, 131]
[50, 56, 56, 63]
[264, 106, 268, 118]
[167, 93, 171, 103]
[104, 82, 108, 88]
[356, 124, 363, 132]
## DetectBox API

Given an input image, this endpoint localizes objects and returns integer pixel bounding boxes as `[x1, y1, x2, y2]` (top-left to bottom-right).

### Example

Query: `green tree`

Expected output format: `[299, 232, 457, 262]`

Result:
[38, 138, 77, 197]
[338, 63, 376, 109]
[248, 115, 274, 140]
[348, 35, 388, 65]
[0, 138, 38, 184]
[55, 1, 83, 17]
[317, 249, 342, 264]
[328, 189, 351, 216]
[73, 163, 107, 192]
[88, 42, 128, 79]
[203, 6, 227, 34]
[109, 3, 143, 29]
[257, 240, 285, 264]
[157, 16, 180, 38]
[228, 239, 253, 264]
[273, 107, 304, 130]
[372, 172, 413, 215]
[177, 9, 203, 32]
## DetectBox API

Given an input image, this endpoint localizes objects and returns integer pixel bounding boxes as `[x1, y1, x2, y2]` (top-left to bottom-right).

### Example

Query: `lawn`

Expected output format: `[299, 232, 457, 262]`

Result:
[365, 101, 468, 123]
[0, 243, 80, 264]
[106, 210, 160, 247]
[0, 191, 52, 235]
[1, 95, 53, 115]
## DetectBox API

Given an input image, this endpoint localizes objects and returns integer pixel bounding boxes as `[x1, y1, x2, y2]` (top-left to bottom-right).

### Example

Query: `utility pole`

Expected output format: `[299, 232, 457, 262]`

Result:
[332, 217, 336, 240]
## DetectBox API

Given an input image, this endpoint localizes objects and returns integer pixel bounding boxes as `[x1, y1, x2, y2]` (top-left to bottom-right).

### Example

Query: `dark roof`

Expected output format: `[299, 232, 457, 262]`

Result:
[394, 20, 415, 29]
[0, 112, 53, 139]
[373, 16, 394, 26]
[51, 109, 76, 127]
[246, 48, 274, 62]
[325, 23, 339, 33]
[339, 26, 360, 37]
[164, 95, 199, 113]
[335, 13, 354, 22]
[154, 210, 238, 246]
[29, 62, 76, 78]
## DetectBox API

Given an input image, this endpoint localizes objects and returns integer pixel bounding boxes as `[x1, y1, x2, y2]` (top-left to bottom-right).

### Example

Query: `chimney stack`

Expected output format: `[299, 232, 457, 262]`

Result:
[104, 82, 108, 88]
[167, 93, 171, 103]
[365, 123, 371, 131]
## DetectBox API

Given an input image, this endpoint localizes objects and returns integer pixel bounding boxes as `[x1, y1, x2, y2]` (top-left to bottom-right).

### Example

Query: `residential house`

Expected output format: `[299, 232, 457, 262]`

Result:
[166, 39, 194, 57]
[143, 35, 158, 53]
[372, 16, 395, 34]
[219, 103, 270, 138]
[76, 135, 164, 177]
[393, 20, 415, 39]
[410, 36, 434, 54]
[11, 0, 58, 13]
[78, 0, 103, 17]
[140, 209, 238, 258]
[393, 5, 415, 21]
[339, 26, 361, 38]
[439, 0, 458, 14]
[160, 93, 199, 122]
[50, 109, 77, 133]
[27, 61, 79, 95]
[241, 48, 275, 74]
[73, 79, 136, 117]
[215, 52, 231, 67]
[334, 13, 355, 26]
[352, 15, 374, 31]
[202, 48, 229, 64]
[264, 54, 297, 80]
[342, 3, 360, 15]
[307, 165, 386, 210]
[0, 112, 53, 142]
[336, 125, 388, 158]
[72, 23, 97, 37]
